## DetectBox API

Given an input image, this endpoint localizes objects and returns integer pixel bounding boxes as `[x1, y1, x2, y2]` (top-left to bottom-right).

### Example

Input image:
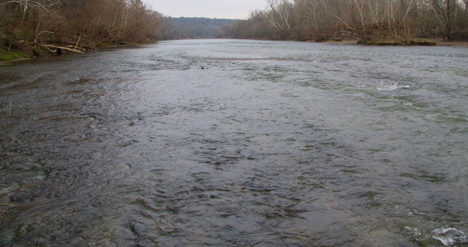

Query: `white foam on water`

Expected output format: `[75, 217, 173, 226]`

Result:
[432, 227, 468, 246]
[378, 82, 410, 91]
[405, 226, 422, 236]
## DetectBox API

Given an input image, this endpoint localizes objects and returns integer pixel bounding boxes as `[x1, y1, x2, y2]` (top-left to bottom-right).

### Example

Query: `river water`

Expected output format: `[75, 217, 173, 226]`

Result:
[1, 39, 468, 246]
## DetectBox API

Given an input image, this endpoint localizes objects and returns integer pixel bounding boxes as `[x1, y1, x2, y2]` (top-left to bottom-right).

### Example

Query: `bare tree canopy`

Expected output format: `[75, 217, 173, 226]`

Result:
[1, 0, 162, 58]
[220, 0, 468, 42]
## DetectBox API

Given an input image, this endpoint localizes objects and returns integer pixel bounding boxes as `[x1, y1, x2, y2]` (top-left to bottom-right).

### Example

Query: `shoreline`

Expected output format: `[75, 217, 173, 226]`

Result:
[322, 39, 468, 47]
[0, 57, 33, 65]
[2, 39, 467, 65]
[437, 40, 468, 47]
[0, 43, 154, 65]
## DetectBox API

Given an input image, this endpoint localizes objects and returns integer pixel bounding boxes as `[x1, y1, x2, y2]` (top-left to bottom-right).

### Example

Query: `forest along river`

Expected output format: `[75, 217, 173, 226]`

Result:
[1, 40, 468, 246]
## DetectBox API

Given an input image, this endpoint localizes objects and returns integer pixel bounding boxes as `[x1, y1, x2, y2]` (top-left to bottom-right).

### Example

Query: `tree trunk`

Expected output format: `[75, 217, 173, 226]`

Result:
[23, 0, 29, 20]
[445, 0, 453, 39]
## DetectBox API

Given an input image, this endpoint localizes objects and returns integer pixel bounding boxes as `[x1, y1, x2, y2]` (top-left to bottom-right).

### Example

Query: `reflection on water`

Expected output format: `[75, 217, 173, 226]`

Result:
[1, 40, 468, 246]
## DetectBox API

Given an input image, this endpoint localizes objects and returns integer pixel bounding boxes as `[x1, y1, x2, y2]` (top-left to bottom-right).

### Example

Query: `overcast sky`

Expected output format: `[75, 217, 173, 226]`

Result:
[143, 0, 268, 19]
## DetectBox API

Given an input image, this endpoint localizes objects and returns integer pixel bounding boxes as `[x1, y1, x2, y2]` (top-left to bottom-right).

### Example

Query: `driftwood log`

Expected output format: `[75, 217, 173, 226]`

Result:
[39, 44, 85, 54]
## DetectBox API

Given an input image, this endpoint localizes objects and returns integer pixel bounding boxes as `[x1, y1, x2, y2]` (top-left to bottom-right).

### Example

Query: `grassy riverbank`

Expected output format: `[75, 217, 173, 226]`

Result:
[0, 47, 30, 62]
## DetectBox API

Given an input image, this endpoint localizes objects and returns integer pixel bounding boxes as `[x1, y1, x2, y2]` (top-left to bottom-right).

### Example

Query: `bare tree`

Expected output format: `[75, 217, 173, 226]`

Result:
[266, 0, 293, 35]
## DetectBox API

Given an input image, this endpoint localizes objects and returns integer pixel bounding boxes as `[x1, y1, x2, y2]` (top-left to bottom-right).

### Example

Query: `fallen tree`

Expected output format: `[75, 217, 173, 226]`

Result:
[39, 44, 85, 54]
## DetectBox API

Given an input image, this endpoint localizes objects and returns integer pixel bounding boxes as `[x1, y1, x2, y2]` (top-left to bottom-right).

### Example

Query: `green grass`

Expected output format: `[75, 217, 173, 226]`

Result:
[0, 47, 29, 61]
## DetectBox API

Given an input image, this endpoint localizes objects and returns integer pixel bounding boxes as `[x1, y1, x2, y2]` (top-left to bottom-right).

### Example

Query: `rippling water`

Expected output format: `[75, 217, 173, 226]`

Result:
[1, 40, 468, 246]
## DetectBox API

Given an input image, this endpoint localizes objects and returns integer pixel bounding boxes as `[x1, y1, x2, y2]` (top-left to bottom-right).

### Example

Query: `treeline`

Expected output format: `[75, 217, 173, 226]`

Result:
[0, 0, 161, 58]
[220, 0, 468, 42]
[158, 17, 236, 40]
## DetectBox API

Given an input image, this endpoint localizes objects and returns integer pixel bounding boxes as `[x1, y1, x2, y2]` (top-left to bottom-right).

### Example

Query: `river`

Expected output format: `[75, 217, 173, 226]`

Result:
[1, 39, 468, 246]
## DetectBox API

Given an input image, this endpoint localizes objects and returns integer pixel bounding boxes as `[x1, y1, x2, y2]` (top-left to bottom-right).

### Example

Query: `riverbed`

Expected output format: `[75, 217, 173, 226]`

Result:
[1, 39, 468, 246]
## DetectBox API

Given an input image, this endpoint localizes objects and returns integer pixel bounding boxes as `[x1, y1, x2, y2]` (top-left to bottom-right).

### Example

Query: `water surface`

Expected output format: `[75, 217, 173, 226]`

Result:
[1, 40, 468, 246]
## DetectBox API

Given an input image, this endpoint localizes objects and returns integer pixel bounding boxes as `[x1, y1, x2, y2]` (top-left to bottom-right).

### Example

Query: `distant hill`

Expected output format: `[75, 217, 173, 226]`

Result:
[158, 17, 237, 40]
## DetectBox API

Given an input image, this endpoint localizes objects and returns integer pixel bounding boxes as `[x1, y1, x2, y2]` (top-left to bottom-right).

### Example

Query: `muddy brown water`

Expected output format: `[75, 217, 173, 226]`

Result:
[1, 39, 468, 246]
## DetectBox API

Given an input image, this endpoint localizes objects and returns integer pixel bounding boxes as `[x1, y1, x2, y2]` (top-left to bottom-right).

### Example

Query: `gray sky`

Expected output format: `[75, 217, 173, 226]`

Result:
[143, 0, 268, 19]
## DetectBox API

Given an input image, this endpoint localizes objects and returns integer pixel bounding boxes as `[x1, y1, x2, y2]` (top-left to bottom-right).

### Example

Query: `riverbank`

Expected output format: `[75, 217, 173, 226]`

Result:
[0, 42, 153, 65]
[0, 47, 30, 62]
[324, 38, 468, 47]
[2, 38, 467, 65]
[0, 45, 81, 64]
[437, 40, 468, 47]
[358, 39, 437, 46]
